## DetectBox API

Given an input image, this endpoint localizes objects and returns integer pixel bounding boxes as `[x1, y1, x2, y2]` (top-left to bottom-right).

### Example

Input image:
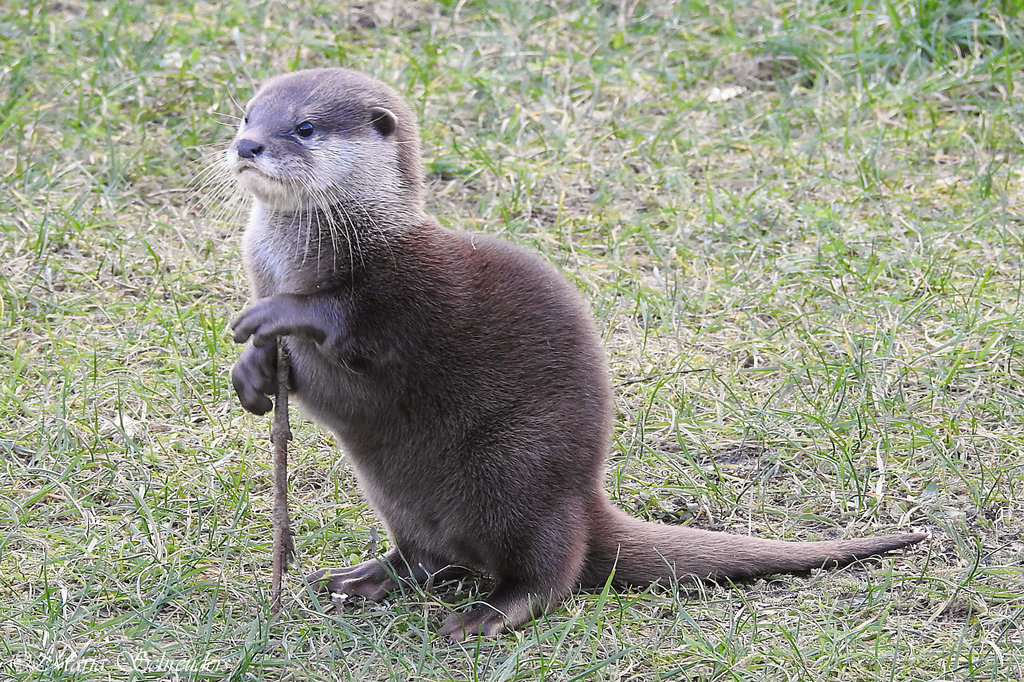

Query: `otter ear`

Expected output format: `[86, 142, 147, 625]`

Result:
[369, 106, 397, 137]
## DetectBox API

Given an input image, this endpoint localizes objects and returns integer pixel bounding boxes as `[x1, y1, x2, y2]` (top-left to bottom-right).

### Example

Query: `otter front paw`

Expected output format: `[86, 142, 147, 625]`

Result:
[231, 342, 277, 415]
[232, 294, 340, 347]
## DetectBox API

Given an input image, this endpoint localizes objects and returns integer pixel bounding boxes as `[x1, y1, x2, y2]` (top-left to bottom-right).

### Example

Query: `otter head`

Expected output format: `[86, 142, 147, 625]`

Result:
[227, 68, 424, 221]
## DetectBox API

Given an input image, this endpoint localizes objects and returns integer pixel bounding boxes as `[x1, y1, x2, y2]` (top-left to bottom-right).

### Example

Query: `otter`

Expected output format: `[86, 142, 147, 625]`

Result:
[225, 68, 926, 640]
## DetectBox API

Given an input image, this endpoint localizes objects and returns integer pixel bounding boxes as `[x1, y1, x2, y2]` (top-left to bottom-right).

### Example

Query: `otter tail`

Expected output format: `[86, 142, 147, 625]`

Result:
[581, 501, 926, 587]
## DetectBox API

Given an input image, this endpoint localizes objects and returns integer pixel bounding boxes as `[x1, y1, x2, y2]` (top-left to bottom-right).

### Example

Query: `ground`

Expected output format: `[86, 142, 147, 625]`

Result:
[1, 1, 1022, 680]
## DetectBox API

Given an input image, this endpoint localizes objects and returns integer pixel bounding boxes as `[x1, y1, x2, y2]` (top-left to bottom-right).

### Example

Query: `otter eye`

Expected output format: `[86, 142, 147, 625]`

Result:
[296, 121, 314, 138]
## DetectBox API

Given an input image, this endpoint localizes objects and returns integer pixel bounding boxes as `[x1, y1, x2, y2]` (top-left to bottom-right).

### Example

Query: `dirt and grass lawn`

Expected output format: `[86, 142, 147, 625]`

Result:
[2, 1, 1022, 679]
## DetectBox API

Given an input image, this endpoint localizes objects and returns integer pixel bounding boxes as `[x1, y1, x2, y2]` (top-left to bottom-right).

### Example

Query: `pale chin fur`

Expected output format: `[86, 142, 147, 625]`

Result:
[225, 149, 305, 212]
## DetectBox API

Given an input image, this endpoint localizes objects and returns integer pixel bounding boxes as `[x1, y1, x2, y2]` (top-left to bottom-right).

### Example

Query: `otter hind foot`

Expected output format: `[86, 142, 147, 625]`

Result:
[440, 606, 507, 641]
[306, 560, 398, 602]
[440, 579, 558, 642]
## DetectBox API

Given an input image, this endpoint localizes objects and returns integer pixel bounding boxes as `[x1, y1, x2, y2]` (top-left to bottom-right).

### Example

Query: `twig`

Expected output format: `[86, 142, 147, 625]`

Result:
[270, 338, 295, 615]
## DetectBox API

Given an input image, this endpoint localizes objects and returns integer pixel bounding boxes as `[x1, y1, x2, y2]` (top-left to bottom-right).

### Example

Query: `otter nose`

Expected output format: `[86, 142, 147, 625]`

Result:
[235, 139, 264, 159]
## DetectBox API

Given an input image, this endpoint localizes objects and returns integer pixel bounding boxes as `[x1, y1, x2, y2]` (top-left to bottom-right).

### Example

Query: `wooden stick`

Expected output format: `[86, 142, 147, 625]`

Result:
[270, 338, 295, 615]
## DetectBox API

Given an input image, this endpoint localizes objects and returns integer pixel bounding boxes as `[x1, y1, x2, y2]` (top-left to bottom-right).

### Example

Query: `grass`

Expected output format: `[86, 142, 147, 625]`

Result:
[1, 0, 1023, 679]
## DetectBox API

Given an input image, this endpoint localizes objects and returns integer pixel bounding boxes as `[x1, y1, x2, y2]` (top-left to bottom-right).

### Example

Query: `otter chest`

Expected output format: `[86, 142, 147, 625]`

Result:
[242, 204, 319, 296]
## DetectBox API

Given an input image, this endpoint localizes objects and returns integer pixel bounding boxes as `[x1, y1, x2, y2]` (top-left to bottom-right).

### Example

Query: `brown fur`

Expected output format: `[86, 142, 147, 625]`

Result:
[225, 68, 926, 640]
